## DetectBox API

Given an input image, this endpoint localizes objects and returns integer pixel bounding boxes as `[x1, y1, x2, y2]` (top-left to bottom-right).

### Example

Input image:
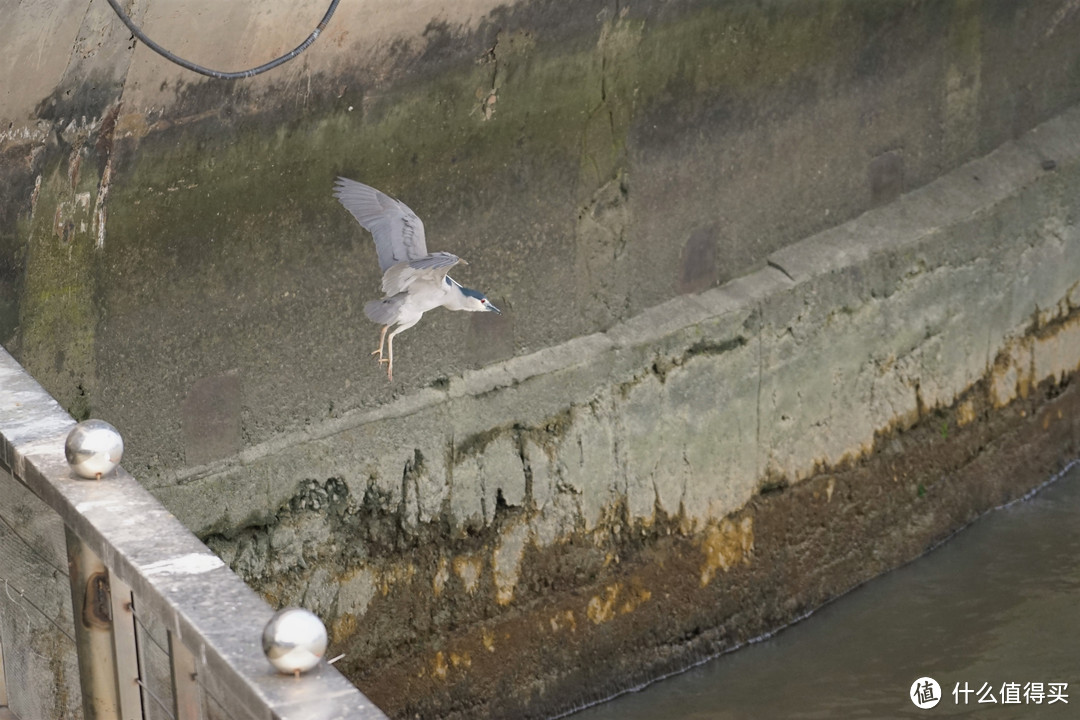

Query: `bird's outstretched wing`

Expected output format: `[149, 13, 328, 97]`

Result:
[381, 251, 464, 295]
[333, 177, 428, 272]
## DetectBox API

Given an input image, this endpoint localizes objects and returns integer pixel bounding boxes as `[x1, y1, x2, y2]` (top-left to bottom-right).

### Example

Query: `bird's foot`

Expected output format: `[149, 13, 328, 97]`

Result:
[370, 349, 384, 361]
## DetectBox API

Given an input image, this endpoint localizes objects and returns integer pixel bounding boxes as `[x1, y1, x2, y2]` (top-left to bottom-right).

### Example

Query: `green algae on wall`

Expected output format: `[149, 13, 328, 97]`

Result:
[90, 0, 992, 474]
[18, 149, 104, 420]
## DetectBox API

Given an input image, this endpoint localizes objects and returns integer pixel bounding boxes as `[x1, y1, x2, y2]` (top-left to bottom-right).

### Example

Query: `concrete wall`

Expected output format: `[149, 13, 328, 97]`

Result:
[4, 0, 1080, 717]
[196, 107, 1080, 717]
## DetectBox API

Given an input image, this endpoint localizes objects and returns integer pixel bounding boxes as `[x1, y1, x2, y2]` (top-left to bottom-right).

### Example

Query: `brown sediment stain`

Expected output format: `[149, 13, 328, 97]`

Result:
[699, 517, 754, 587]
[331, 612, 358, 642]
[991, 313, 1080, 409]
[584, 574, 651, 624]
[242, 305, 1080, 720]
[114, 112, 151, 140]
[378, 562, 415, 596]
[620, 585, 652, 615]
[358, 367, 1080, 720]
[429, 648, 472, 683]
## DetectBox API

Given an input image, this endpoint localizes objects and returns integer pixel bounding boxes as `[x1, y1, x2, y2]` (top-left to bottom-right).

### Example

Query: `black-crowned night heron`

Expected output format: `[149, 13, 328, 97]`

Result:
[333, 178, 501, 381]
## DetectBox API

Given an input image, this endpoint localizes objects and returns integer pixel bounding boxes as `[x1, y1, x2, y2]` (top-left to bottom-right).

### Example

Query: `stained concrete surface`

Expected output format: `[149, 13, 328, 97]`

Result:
[3, 0, 1080, 473]
[3, 1, 1080, 717]
[193, 106, 1080, 716]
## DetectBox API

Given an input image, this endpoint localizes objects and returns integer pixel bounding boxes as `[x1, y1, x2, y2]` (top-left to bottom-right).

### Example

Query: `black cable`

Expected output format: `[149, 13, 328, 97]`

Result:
[104, 0, 341, 80]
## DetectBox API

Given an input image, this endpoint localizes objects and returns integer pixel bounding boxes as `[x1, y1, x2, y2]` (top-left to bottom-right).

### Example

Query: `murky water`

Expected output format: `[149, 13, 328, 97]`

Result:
[572, 464, 1080, 719]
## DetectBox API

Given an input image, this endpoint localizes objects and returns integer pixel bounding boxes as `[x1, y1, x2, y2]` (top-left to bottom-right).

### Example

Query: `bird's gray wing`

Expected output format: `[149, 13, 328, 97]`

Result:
[408, 251, 461, 272]
[333, 177, 428, 272]
[381, 252, 464, 296]
[364, 293, 407, 325]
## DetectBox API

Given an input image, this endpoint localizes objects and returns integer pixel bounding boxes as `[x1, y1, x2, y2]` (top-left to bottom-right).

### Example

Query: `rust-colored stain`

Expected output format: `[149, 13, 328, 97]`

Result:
[570, 581, 649, 630]
[114, 111, 151, 140]
[550, 609, 577, 633]
[83, 572, 112, 630]
[432, 651, 449, 680]
[956, 398, 977, 427]
[990, 314, 1080, 409]
[699, 517, 754, 587]
[379, 562, 416, 596]
[620, 586, 652, 615]
[429, 649, 471, 682]
[332, 612, 358, 641]
[587, 583, 621, 624]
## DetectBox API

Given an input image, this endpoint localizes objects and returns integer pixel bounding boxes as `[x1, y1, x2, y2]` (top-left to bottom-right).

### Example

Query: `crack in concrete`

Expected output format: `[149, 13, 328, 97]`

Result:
[767, 258, 796, 282]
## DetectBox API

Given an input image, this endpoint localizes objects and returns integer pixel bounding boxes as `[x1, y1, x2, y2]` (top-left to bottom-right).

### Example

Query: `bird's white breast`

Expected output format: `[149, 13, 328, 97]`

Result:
[399, 276, 452, 317]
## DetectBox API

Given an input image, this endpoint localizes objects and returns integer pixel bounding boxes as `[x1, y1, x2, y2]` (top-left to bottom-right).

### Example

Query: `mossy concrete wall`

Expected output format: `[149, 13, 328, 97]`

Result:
[3, 0, 1080, 717]
[187, 108, 1080, 717]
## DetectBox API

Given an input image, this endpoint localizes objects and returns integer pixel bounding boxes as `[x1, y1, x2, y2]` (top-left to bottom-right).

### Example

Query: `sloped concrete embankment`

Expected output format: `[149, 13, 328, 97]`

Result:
[181, 107, 1080, 718]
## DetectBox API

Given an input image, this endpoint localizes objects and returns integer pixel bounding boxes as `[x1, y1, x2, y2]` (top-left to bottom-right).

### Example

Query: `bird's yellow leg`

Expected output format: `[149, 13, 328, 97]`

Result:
[371, 325, 389, 361]
[385, 331, 395, 382]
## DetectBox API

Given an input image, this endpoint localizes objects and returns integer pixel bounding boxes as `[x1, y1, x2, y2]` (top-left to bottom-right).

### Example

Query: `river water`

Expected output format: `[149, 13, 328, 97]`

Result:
[572, 463, 1080, 719]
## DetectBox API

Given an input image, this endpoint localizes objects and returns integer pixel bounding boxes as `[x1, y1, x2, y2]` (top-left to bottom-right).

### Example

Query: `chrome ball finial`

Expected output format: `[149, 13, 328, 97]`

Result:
[262, 608, 328, 675]
[65, 420, 124, 479]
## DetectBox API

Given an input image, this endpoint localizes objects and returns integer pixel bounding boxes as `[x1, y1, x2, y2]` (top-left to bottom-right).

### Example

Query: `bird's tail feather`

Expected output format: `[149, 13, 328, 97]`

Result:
[365, 294, 406, 325]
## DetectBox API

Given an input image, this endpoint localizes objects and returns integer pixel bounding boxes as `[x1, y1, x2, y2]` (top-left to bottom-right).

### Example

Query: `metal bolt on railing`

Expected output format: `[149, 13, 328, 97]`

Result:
[262, 608, 328, 676]
[65, 420, 124, 479]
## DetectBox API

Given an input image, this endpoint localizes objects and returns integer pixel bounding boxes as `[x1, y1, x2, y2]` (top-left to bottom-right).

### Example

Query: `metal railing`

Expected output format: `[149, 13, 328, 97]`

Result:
[0, 346, 387, 720]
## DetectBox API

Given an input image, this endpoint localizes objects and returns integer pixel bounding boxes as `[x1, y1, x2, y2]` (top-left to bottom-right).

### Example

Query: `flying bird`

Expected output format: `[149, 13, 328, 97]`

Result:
[333, 177, 501, 381]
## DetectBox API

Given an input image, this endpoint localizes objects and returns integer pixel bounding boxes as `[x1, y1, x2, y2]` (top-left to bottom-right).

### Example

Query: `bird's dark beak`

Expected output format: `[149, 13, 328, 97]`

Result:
[488, 303, 501, 314]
